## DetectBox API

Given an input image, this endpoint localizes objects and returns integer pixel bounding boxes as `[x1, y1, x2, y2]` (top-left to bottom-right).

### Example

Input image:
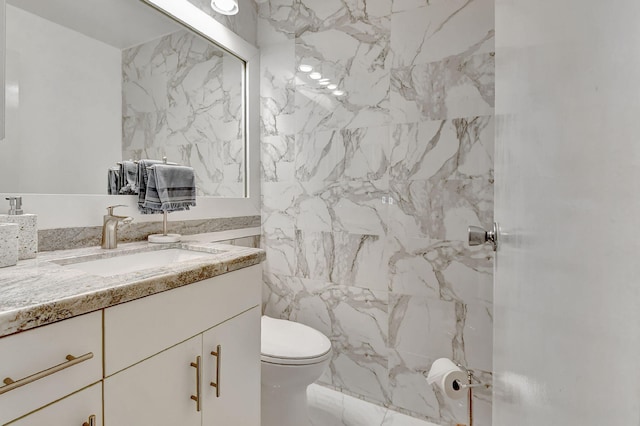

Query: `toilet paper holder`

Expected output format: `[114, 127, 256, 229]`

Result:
[454, 364, 491, 426]
[453, 365, 488, 390]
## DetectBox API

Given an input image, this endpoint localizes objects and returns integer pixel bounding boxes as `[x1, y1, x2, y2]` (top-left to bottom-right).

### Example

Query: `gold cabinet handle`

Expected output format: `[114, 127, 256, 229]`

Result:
[190, 356, 201, 412]
[210, 345, 221, 398]
[82, 414, 96, 426]
[0, 352, 94, 395]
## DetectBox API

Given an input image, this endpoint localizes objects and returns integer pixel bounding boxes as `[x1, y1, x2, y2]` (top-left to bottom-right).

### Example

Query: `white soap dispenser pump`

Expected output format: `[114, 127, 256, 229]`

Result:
[6, 197, 23, 215]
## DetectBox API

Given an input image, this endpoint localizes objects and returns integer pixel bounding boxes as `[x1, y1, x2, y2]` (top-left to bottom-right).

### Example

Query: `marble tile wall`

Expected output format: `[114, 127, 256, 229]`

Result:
[121, 29, 245, 197]
[256, 0, 495, 425]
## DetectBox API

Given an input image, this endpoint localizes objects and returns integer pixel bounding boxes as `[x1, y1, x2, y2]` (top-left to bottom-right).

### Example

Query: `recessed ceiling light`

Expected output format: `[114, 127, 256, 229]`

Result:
[327, 84, 338, 90]
[211, 0, 239, 15]
[332, 90, 345, 96]
[319, 81, 330, 86]
[298, 64, 313, 73]
[309, 72, 322, 80]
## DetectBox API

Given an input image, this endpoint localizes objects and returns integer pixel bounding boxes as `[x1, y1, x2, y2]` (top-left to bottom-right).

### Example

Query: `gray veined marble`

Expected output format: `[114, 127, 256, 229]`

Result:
[295, 230, 387, 291]
[389, 0, 495, 125]
[261, 41, 296, 136]
[296, 126, 390, 185]
[254, 0, 496, 423]
[122, 29, 245, 197]
[388, 291, 493, 422]
[262, 177, 389, 237]
[262, 134, 296, 182]
[38, 216, 261, 252]
[391, 52, 495, 123]
[390, 116, 494, 182]
[289, 0, 392, 133]
[294, 29, 391, 133]
[388, 116, 494, 241]
[297, 180, 389, 235]
[291, 125, 391, 235]
[389, 177, 493, 242]
[390, 0, 494, 68]
[0, 241, 265, 338]
[386, 237, 493, 303]
[257, 0, 391, 43]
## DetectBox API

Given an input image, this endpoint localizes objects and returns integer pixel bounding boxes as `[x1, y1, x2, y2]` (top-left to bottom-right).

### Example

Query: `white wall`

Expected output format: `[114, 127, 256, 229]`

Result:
[0, 5, 121, 194]
[493, 0, 640, 424]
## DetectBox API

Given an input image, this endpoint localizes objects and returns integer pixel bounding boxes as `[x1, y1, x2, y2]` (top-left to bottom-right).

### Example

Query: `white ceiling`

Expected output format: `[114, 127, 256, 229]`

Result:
[9, 0, 183, 49]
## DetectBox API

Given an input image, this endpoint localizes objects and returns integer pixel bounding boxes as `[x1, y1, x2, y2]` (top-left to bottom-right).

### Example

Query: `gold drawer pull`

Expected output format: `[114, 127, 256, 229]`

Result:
[82, 414, 96, 426]
[0, 352, 94, 395]
[190, 356, 202, 412]
[210, 345, 221, 398]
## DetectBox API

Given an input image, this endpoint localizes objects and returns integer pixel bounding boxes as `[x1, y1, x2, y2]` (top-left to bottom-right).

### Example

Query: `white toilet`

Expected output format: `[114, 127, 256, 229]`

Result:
[261, 316, 332, 426]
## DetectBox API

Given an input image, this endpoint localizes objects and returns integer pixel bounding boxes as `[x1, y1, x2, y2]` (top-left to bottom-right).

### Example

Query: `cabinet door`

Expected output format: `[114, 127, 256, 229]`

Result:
[104, 335, 202, 426]
[7, 382, 102, 426]
[202, 307, 260, 426]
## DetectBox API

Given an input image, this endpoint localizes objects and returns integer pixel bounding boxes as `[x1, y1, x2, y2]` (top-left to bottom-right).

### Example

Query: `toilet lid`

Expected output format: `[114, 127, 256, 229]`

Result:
[261, 316, 331, 360]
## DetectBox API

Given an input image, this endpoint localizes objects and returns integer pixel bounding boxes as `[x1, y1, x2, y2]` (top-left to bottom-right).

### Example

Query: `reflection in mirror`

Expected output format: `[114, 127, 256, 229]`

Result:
[0, 0, 246, 197]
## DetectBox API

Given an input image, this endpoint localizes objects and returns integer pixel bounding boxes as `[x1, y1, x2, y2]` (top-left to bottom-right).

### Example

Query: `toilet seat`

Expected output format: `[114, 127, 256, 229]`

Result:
[261, 316, 332, 366]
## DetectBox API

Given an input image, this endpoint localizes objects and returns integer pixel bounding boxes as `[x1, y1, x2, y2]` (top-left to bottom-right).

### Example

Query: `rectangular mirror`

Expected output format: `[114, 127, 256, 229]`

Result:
[0, 0, 246, 198]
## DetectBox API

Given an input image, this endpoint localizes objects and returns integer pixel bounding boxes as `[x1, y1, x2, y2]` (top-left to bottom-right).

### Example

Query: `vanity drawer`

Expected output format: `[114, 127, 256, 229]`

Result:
[7, 382, 102, 426]
[104, 264, 261, 376]
[0, 311, 103, 424]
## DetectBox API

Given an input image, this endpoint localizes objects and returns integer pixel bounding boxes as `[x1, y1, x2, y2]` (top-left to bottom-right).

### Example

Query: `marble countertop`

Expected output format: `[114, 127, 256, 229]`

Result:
[0, 240, 265, 338]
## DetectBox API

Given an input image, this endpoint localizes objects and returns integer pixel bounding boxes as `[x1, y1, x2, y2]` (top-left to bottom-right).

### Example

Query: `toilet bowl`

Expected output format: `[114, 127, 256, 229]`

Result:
[261, 316, 332, 426]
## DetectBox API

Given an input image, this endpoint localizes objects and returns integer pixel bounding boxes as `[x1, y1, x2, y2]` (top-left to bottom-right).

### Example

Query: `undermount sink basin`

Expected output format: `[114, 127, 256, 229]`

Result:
[60, 248, 221, 277]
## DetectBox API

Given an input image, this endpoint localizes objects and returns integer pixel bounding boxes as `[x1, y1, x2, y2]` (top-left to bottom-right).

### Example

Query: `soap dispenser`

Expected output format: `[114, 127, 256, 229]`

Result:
[0, 223, 18, 267]
[0, 197, 38, 260]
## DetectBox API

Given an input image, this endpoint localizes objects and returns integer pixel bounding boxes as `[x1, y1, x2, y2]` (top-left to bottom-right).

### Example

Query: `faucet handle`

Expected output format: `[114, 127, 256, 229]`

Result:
[106, 205, 128, 215]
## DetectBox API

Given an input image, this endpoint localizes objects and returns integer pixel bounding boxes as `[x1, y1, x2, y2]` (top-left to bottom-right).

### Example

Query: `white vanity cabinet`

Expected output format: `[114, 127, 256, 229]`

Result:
[104, 307, 260, 426]
[0, 311, 103, 425]
[7, 383, 102, 426]
[202, 307, 261, 426]
[104, 335, 203, 426]
[103, 264, 261, 426]
[0, 260, 261, 426]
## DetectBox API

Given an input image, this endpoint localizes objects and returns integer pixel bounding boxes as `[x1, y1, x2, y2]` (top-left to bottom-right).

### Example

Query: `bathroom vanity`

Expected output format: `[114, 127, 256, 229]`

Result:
[0, 242, 264, 425]
[0, 0, 264, 422]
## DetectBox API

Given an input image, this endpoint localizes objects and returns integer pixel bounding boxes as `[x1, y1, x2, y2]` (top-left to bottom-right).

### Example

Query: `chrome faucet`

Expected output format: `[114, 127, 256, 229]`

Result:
[101, 205, 133, 249]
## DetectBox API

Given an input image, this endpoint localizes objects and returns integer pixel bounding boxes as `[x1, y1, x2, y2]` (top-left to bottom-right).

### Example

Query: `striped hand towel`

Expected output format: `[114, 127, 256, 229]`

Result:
[140, 164, 196, 214]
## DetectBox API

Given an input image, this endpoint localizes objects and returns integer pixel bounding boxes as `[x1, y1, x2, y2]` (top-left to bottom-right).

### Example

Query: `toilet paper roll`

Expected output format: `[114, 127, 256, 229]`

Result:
[438, 368, 468, 400]
[427, 358, 468, 400]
